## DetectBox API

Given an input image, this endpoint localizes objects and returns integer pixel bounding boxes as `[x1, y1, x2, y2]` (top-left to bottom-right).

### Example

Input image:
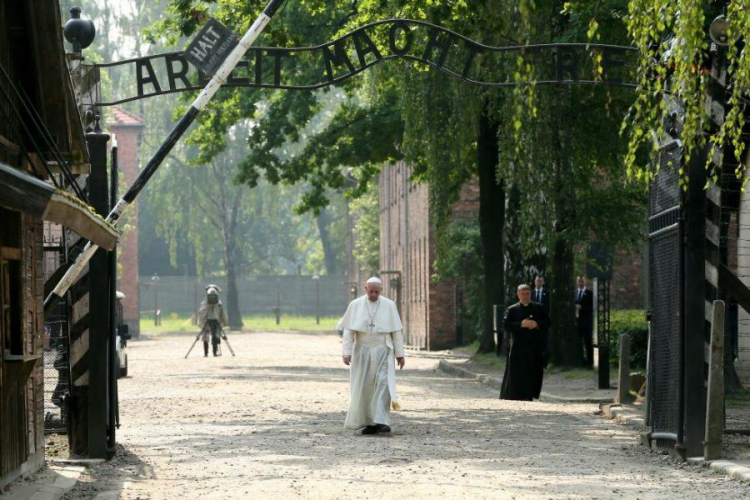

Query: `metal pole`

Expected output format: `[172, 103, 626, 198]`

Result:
[644, 316, 652, 427]
[154, 284, 158, 326]
[705, 300, 725, 460]
[315, 279, 320, 325]
[616, 333, 633, 404]
[193, 279, 198, 325]
[43, 0, 287, 316]
[598, 279, 611, 389]
[86, 122, 110, 459]
[275, 278, 281, 325]
[107, 135, 119, 456]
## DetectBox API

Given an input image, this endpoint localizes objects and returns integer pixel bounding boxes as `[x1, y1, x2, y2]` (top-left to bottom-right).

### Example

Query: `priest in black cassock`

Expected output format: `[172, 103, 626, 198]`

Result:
[500, 284, 551, 401]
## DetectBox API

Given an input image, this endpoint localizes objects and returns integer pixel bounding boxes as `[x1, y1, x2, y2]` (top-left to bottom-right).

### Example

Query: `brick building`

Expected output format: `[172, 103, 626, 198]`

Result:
[378, 162, 647, 351]
[108, 107, 144, 337]
[379, 162, 479, 350]
[608, 247, 648, 310]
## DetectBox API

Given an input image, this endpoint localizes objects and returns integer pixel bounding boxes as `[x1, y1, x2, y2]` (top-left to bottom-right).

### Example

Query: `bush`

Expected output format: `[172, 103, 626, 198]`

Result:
[609, 309, 648, 369]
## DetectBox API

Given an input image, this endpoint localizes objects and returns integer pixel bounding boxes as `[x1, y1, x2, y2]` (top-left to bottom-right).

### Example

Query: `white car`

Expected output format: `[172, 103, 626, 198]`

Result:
[115, 291, 130, 378]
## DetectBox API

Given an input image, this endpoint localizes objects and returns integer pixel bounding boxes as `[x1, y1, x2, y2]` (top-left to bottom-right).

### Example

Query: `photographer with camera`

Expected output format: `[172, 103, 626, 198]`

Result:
[197, 284, 229, 357]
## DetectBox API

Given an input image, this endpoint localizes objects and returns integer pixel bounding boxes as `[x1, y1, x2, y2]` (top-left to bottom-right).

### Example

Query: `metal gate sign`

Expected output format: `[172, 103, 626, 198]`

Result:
[184, 18, 239, 76]
[92, 19, 637, 107]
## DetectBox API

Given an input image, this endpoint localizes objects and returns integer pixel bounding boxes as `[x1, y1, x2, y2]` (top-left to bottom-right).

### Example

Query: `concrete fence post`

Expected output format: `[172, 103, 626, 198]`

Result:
[616, 333, 633, 404]
[705, 300, 725, 461]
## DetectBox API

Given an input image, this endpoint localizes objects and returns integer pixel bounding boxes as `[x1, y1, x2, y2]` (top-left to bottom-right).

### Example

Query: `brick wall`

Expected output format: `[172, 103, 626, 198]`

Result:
[609, 247, 647, 310]
[380, 162, 479, 350]
[380, 162, 429, 348]
[109, 122, 143, 336]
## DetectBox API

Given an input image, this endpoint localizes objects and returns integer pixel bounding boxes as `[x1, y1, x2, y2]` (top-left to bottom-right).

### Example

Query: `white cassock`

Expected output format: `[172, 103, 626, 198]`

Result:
[341, 294, 404, 430]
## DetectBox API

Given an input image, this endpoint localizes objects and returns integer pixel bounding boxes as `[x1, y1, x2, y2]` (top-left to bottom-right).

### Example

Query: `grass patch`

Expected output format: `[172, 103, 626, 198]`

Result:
[452, 341, 506, 371]
[243, 314, 339, 332]
[140, 315, 198, 334]
[470, 351, 506, 371]
[727, 387, 750, 408]
[452, 340, 480, 357]
[140, 313, 339, 335]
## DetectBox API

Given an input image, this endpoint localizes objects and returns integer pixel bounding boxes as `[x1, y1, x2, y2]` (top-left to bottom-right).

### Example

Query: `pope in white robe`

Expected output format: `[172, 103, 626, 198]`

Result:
[341, 277, 405, 434]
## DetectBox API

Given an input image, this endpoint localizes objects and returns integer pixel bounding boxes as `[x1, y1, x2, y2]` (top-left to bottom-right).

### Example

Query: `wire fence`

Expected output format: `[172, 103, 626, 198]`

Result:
[43, 238, 69, 434]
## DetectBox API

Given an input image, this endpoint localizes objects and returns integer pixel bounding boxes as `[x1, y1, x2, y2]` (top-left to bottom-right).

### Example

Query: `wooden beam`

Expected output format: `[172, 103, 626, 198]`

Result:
[42, 192, 118, 250]
[0, 162, 118, 250]
[0, 133, 21, 155]
[719, 263, 750, 315]
[0, 247, 22, 261]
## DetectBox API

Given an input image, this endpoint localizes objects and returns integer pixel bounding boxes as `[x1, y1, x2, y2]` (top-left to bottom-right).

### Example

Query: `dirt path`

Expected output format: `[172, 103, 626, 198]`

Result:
[64, 330, 747, 499]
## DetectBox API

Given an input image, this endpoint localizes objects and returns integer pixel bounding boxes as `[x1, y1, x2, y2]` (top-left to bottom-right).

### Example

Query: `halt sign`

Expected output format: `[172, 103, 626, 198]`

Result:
[184, 18, 239, 76]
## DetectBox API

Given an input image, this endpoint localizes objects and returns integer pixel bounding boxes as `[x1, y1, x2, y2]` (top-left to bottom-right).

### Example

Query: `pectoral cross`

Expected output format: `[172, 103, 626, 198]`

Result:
[368, 321, 376, 333]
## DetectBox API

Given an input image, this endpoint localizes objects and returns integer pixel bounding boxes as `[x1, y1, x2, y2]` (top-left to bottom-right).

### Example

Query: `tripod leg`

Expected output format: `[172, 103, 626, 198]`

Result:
[219, 326, 236, 356]
[184, 337, 200, 359]
[222, 334, 236, 356]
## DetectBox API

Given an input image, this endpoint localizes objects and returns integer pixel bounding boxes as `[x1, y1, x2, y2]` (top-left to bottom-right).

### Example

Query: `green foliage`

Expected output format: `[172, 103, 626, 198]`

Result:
[350, 183, 381, 277]
[140, 314, 340, 334]
[564, 1, 748, 185]
[452, 341, 507, 372]
[433, 219, 484, 343]
[609, 309, 648, 369]
[69, 0, 349, 278]
[499, 0, 646, 259]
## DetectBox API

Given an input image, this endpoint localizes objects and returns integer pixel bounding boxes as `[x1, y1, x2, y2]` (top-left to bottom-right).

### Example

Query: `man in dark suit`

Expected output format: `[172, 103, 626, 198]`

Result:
[500, 284, 551, 401]
[532, 275, 550, 313]
[575, 276, 594, 366]
[532, 275, 551, 366]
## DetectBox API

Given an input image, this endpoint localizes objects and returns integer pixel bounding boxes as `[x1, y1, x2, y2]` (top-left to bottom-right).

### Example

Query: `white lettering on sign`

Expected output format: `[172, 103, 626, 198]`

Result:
[189, 26, 223, 63]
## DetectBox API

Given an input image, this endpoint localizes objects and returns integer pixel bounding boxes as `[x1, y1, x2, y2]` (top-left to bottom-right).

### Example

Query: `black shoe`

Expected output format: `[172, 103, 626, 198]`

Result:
[375, 424, 391, 433]
[361, 426, 378, 435]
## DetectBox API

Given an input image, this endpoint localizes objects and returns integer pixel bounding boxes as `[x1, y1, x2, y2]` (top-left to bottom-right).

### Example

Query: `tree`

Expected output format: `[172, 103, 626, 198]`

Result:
[150, 1, 647, 363]
[147, 125, 317, 327]
[350, 183, 380, 277]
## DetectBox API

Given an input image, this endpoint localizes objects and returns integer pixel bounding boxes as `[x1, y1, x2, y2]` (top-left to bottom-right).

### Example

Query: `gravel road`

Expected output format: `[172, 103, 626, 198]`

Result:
[63, 330, 748, 500]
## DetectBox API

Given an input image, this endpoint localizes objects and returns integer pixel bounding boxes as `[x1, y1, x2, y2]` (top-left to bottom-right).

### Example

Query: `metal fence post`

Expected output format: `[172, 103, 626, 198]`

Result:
[596, 278, 611, 389]
[616, 333, 634, 404]
[704, 300, 725, 461]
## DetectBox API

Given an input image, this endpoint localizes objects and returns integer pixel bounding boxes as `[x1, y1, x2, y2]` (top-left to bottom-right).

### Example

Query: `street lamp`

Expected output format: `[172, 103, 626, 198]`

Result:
[151, 273, 160, 326]
[312, 275, 320, 325]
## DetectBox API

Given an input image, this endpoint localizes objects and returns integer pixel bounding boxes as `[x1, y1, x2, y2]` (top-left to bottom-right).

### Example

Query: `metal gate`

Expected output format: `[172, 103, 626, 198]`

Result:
[647, 139, 683, 449]
[42, 237, 70, 433]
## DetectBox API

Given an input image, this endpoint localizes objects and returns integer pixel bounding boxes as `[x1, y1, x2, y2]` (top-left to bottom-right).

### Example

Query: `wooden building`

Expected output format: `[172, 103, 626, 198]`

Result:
[0, 2, 116, 488]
